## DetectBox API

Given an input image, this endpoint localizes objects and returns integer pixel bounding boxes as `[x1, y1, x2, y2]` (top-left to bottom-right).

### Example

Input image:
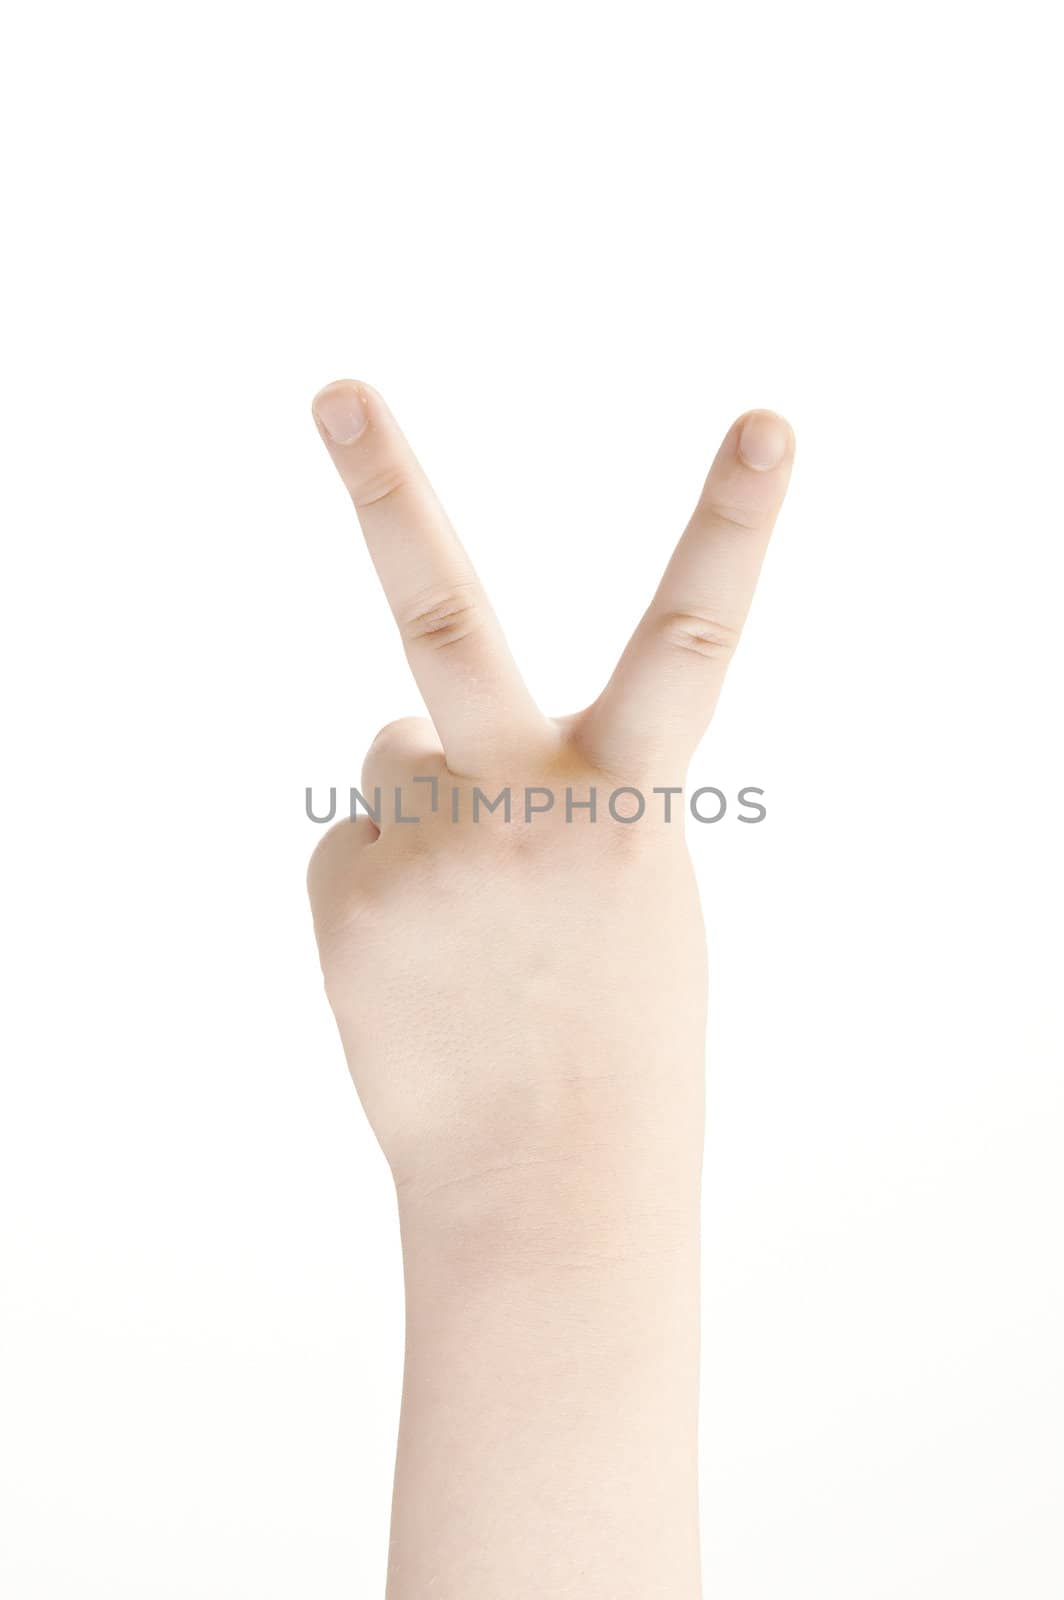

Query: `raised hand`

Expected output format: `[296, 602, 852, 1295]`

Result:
[307, 378, 793, 1600]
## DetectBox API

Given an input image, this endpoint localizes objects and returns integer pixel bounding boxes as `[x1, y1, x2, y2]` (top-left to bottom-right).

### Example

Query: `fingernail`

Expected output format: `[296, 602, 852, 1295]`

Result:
[313, 382, 368, 445]
[738, 412, 790, 472]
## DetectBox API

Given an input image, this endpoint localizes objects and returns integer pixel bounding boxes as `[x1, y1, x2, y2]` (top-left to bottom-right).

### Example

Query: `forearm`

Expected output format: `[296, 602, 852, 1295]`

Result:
[386, 1169, 703, 1599]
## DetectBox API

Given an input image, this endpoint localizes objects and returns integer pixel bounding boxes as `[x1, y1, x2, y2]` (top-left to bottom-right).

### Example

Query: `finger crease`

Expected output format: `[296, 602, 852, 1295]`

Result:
[400, 584, 482, 649]
[657, 610, 741, 660]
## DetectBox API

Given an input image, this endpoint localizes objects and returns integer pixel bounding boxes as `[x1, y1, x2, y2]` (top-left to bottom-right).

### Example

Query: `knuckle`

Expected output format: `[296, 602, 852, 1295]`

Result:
[306, 818, 365, 896]
[657, 609, 741, 662]
[399, 583, 482, 651]
[369, 716, 426, 750]
[306, 819, 350, 887]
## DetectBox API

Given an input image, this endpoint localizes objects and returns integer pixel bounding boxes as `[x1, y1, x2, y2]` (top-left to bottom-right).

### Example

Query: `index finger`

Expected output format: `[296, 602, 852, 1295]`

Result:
[312, 380, 549, 775]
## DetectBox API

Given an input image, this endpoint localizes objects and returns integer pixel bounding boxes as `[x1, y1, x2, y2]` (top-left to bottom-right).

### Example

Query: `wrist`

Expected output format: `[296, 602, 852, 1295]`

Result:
[395, 1132, 703, 1280]
[390, 1169, 703, 1599]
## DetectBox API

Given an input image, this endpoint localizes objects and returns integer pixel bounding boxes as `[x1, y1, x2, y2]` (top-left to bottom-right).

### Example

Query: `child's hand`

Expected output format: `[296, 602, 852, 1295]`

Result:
[307, 381, 793, 1252]
[306, 380, 793, 1599]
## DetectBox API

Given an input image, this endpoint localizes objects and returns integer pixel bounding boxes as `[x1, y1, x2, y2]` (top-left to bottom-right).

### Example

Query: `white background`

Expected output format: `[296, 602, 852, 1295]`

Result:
[2, 2, 1061, 1595]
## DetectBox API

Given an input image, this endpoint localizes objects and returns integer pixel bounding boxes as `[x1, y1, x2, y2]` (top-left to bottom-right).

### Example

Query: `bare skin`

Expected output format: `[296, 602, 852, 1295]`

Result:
[307, 380, 794, 1599]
